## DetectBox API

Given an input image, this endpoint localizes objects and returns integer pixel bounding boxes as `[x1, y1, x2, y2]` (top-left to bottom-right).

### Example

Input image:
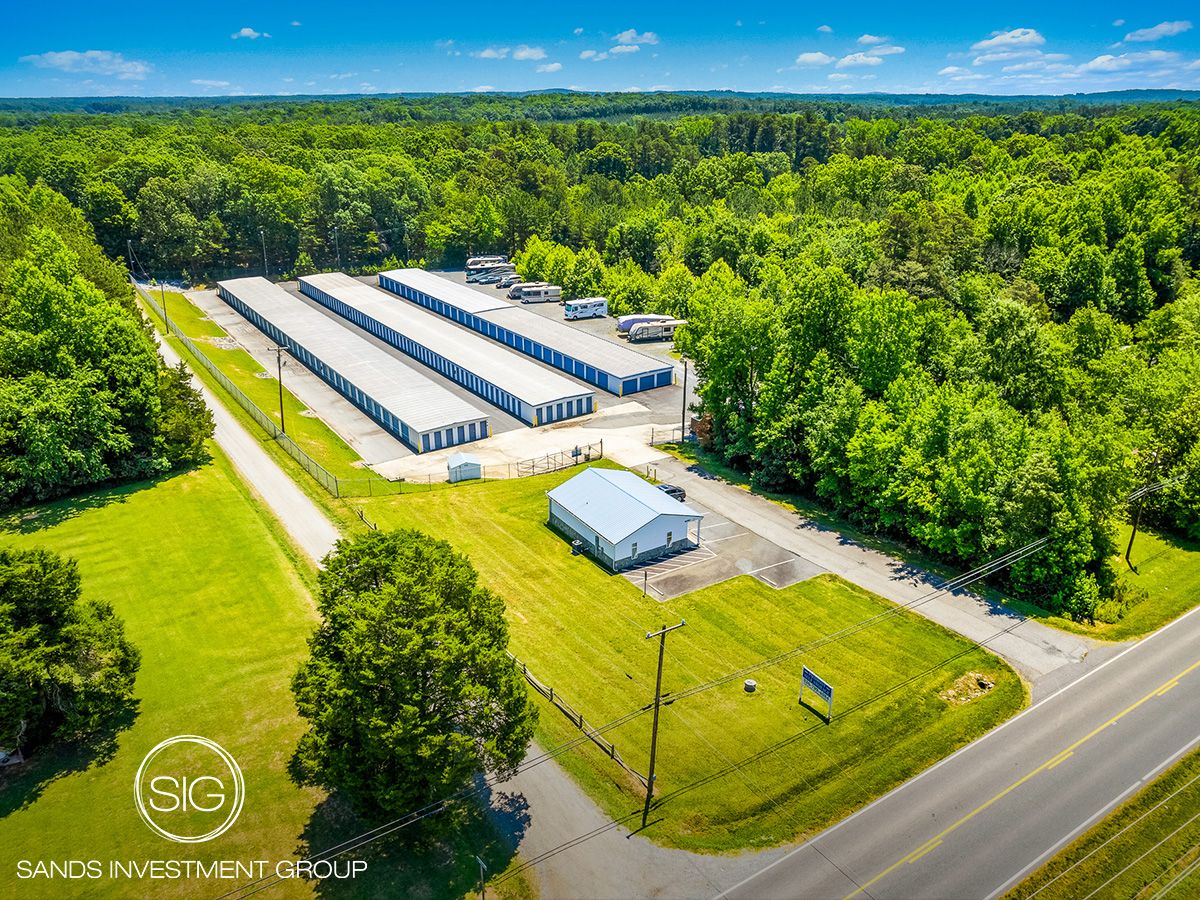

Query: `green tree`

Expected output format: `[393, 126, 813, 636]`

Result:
[0, 546, 140, 750]
[292, 530, 535, 820]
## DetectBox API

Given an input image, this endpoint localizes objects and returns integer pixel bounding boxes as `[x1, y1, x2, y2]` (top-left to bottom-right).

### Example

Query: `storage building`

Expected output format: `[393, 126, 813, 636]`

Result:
[216, 277, 490, 453]
[447, 452, 482, 483]
[546, 467, 703, 571]
[300, 273, 595, 426]
[378, 269, 675, 395]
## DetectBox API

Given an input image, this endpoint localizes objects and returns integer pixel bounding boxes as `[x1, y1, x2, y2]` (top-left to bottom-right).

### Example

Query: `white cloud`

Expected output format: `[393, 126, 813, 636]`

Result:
[973, 49, 1043, 65]
[435, 39, 454, 48]
[574, 27, 583, 34]
[579, 50, 596, 59]
[191, 79, 229, 87]
[613, 29, 659, 45]
[291, 20, 301, 26]
[231, 27, 264, 39]
[795, 52, 836, 66]
[329, 72, 357, 79]
[1124, 21, 1192, 42]
[828, 73, 853, 80]
[1187, 59, 1200, 70]
[19, 50, 153, 80]
[857, 34, 887, 44]
[938, 66, 973, 75]
[610, 44, 640, 54]
[472, 47, 510, 59]
[736, 20, 742, 26]
[873, 45, 906, 56]
[817, 25, 833, 33]
[1079, 54, 1132, 72]
[837, 52, 885, 67]
[471, 85, 495, 92]
[283, 77, 293, 82]
[971, 28, 1045, 51]
[537, 62, 563, 73]
[1113, 19, 1125, 26]
[650, 83, 672, 90]
[513, 45, 547, 60]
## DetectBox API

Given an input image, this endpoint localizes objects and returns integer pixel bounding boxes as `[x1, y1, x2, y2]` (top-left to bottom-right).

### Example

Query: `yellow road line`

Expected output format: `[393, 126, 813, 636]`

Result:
[843, 660, 1200, 900]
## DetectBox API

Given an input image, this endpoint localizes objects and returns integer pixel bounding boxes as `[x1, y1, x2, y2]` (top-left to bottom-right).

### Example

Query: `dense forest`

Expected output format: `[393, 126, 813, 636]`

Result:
[0, 95, 1197, 619]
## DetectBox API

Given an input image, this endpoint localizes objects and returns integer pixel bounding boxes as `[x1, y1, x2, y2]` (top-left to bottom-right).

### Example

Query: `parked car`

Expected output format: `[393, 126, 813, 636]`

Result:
[497, 273, 520, 288]
[657, 483, 686, 502]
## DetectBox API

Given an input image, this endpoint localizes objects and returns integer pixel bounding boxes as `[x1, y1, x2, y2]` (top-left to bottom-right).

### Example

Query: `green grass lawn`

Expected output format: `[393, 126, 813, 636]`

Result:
[998, 525, 1200, 642]
[0, 452, 531, 900]
[1004, 742, 1200, 900]
[358, 466, 1027, 852]
[142, 289, 368, 481]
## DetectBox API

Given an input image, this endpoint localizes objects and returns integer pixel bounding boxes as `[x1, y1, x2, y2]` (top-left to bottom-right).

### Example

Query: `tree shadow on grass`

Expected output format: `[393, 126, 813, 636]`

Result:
[0, 462, 212, 536]
[290, 777, 530, 900]
[0, 697, 140, 819]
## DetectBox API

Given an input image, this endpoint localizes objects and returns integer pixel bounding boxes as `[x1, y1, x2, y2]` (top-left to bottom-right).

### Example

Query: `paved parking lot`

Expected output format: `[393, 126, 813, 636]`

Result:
[622, 498, 826, 600]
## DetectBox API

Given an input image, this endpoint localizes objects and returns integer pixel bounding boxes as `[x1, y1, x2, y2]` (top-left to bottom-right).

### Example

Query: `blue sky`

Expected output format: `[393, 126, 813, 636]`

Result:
[4, 1, 1199, 98]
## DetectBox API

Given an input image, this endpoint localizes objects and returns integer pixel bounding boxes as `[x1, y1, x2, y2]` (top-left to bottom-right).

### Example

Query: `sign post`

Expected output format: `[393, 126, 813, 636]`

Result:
[800, 666, 833, 723]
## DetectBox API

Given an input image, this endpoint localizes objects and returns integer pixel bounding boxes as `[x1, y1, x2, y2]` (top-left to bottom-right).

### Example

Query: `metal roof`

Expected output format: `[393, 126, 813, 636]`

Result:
[301, 273, 593, 408]
[447, 452, 480, 468]
[379, 268, 511, 315]
[477, 306, 672, 381]
[216, 277, 489, 436]
[546, 467, 702, 544]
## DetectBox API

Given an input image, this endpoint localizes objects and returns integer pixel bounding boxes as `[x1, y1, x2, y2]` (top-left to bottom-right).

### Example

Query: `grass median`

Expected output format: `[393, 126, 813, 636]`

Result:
[359, 466, 1027, 852]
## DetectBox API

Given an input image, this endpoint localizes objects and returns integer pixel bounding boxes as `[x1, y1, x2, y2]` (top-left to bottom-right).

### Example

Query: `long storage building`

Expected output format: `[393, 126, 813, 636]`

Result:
[216, 277, 490, 453]
[377, 268, 675, 395]
[300, 273, 595, 426]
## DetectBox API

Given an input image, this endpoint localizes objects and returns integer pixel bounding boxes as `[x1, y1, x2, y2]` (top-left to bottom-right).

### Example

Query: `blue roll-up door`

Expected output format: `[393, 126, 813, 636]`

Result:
[623, 379, 637, 394]
[556, 403, 563, 419]
[586, 366, 597, 383]
[457, 425, 465, 443]
[640, 375, 654, 391]
[657, 370, 671, 386]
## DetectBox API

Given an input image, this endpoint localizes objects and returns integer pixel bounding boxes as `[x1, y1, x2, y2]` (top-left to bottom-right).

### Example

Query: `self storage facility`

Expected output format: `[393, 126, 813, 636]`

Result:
[300, 273, 595, 426]
[216, 276, 490, 453]
[377, 268, 674, 395]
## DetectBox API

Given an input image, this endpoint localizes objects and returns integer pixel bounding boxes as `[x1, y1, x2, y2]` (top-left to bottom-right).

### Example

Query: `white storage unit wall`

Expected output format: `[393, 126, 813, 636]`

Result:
[216, 276, 490, 453]
[377, 268, 674, 395]
[300, 273, 595, 426]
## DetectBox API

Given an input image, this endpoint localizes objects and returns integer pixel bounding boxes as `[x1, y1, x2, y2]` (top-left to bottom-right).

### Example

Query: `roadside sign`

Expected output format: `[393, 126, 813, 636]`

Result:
[801, 666, 833, 722]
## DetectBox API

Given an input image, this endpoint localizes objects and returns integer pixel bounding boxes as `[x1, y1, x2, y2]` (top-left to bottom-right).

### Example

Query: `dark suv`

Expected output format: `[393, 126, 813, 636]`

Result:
[657, 483, 686, 502]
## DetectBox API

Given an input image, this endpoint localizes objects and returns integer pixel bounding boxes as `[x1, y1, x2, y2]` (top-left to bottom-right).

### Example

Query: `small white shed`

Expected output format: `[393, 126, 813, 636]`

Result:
[447, 452, 482, 483]
[546, 467, 702, 571]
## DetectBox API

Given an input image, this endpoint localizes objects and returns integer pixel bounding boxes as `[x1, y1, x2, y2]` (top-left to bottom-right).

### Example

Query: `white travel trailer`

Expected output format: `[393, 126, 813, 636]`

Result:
[564, 297, 608, 320]
[627, 319, 687, 342]
[465, 254, 507, 269]
[518, 284, 563, 304]
[616, 313, 673, 334]
[507, 281, 549, 300]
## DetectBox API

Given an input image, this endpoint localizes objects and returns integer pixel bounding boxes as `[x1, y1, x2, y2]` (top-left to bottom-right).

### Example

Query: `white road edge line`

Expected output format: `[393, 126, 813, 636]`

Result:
[983, 730, 1200, 900]
[743, 559, 796, 577]
[709, 602, 1200, 900]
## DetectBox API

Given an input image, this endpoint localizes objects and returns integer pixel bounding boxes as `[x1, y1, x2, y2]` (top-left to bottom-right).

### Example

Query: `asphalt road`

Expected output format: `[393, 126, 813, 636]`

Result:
[712, 603, 1200, 900]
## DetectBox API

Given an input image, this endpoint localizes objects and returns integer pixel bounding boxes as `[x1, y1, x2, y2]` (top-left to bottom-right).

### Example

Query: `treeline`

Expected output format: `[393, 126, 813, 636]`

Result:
[1, 99, 1198, 617]
[0, 179, 214, 506]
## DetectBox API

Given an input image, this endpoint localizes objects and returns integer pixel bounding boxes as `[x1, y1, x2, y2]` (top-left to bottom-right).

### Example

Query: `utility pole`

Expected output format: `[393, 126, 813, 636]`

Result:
[643, 620, 686, 828]
[1125, 498, 1144, 569]
[333, 225, 341, 270]
[260, 228, 268, 280]
[474, 856, 487, 900]
[268, 346, 288, 434]
[680, 356, 689, 440]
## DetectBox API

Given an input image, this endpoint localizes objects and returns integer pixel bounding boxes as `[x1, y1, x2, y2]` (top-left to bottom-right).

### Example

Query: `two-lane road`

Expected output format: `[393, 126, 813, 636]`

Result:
[715, 605, 1200, 900]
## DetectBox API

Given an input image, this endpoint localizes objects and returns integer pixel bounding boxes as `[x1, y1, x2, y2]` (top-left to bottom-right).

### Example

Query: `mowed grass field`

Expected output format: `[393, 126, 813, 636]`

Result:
[359, 465, 1027, 852]
[142, 289, 367, 481]
[0, 452, 531, 900]
[1005, 741, 1200, 900]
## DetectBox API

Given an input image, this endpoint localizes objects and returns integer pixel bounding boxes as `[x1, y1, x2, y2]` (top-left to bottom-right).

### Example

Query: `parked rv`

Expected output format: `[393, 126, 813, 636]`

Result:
[518, 285, 562, 304]
[627, 319, 687, 342]
[466, 254, 507, 268]
[564, 297, 608, 320]
[616, 313, 673, 333]
[506, 281, 549, 300]
[466, 263, 515, 283]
